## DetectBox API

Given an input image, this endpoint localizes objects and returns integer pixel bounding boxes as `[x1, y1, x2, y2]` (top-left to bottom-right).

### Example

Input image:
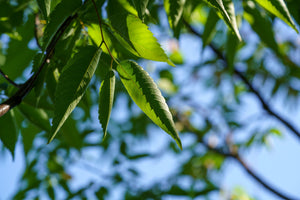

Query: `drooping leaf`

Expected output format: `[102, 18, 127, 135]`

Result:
[203, 0, 241, 41]
[49, 46, 102, 143]
[223, 0, 241, 41]
[116, 60, 182, 149]
[164, 0, 186, 38]
[18, 103, 51, 132]
[0, 110, 18, 158]
[253, 0, 299, 33]
[98, 70, 115, 139]
[202, 8, 219, 48]
[42, 0, 81, 51]
[244, 1, 279, 54]
[107, 0, 174, 66]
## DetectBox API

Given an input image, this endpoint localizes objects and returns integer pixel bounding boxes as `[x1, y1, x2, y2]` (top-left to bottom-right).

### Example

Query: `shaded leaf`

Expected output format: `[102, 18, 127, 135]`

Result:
[116, 60, 182, 149]
[244, 1, 279, 53]
[18, 103, 51, 132]
[0, 110, 18, 158]
[98, 70, 115, 139]
[49, 47, 102, 143]
[164, 0, 186, 38]
[42, 0, 81, 51]
[202, 8, 219, 48]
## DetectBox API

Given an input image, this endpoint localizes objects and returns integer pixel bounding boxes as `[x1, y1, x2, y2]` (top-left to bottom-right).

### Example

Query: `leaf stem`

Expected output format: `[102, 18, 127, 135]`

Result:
[90, 0, 114, 61]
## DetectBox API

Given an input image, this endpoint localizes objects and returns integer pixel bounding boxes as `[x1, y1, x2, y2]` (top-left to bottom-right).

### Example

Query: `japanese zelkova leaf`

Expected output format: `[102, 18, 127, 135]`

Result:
[0, 110, 18, 158]
[204, 0, 241, 41]
[164, 0, 186, 38]
[98, 70, 115, 139]
[49, 46, 102, 143]
[116, 60, 182, 149]
[42, 0, 82, 51]
[202, 8, 219, 48]
[18, 103, 51, 132]
[253, 0, 299, 33]
[107, 0, 174, 66]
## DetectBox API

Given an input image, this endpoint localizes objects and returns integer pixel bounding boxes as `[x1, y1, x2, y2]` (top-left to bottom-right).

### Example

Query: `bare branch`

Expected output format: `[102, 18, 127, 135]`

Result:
[0, 69, 21, 88]
[183, 20, 300, 141]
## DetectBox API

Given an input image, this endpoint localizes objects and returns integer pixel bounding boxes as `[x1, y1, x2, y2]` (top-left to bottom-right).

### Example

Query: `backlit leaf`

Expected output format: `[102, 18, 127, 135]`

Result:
[116, 60, 182, 149]
[253, 0, 298, 33]
[204, 0, 241, 41]
[98, 70, 115, 139]
[202, 8, 219, 47]
[49, 46, 102, 143]
[107, 0, 174, 66]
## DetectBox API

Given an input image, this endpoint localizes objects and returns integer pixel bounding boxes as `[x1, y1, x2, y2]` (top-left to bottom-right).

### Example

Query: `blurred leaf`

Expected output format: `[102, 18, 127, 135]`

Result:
[202, 8, 219, 48]
[0, 110, 18, 158]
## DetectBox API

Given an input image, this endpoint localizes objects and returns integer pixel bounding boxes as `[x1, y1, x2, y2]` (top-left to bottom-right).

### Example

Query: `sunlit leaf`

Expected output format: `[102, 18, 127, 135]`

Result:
[204, 0, 241, 41]
[49, 46, 102, 143]
[98, 70, 115, 139]
[253, 0, 299, 33]
[116, 60, 182, 149]
[107, 0, 174, 66]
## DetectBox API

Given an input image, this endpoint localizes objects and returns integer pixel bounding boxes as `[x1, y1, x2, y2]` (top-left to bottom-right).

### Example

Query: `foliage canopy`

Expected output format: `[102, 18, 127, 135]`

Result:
[0, 0, 300, 199]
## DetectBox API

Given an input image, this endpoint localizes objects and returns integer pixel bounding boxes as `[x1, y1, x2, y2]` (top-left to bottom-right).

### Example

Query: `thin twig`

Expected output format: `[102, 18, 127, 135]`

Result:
[90, 0, 114, 61]
[0, 14, 77, 117]
[0, 69, 20, 88]
[183, 20, 300, 141]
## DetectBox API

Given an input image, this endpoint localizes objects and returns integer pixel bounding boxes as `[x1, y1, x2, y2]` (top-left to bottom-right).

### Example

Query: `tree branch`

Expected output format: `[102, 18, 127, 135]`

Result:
[183, 21, 300, 141]
[0, 14, 77, 117]
[0, 69, 21, 88]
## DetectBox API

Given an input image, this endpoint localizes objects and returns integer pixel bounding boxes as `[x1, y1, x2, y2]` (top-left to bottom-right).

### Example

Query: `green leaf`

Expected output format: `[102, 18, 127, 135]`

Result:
[42, 0, 81, 51]
[244, 1, 279, 54]
[18, 103, 51, 132]
[131, 0, 149, 20]
[116, 60, 182, 149]
[164, 0, 186, 38]
[0, 110, 18, 158]
[253, 0, 299, 33]
[49, 46, 102, 143]
[204, 0, 241, 41]
[107, 0, 174, 66]
[202, 8, 219, 48]
[226, 31, 239, 70]
[98, 70, 115, 139]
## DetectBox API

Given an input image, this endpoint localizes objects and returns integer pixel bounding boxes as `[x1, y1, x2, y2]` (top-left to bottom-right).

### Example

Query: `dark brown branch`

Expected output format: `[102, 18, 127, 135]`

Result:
[205, 143, 297, 200]
[183, 20, 300, 141]
[0, 14, 77, 117]
[0, 69, 21, 88]
[184, 121, 297, 200]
